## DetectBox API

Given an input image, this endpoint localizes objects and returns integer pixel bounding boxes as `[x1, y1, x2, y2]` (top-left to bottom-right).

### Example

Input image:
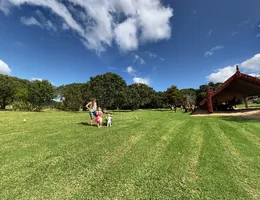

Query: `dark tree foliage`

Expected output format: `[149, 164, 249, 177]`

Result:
[208, 82, 222, 91]
[28, 80, 56, 111]
[165, 85, 185, 106]
[0, 72, 227, 111]
[0, 74, 19, 109]
[126, 83, 155, 110]
[89, 72, 127, 109]
[195, 84, 207, 105]
[58, 83, 88, 111]
[146, 91, 165, 108]
[81, 82, 92, 111]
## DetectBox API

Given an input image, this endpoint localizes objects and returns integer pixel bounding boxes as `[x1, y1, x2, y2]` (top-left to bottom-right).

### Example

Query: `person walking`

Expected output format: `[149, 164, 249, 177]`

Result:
[86, 98, 97, 126]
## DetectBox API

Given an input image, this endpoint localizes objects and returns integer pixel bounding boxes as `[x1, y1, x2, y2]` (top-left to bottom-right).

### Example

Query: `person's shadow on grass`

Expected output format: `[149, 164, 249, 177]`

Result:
[78, 122, 95, 127]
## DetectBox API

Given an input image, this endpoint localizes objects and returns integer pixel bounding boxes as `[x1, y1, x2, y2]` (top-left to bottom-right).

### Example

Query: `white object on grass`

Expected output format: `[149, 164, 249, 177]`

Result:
[23, 119, 26, 122]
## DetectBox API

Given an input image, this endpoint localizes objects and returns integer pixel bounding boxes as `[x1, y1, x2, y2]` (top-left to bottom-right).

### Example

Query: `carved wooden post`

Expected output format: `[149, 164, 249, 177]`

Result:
[207, 86, 213, 113]
[244, 97, 248, 109]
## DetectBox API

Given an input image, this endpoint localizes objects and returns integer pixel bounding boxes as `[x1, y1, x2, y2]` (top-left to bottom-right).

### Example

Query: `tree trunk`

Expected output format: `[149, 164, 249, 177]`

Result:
[244, 97, 248, 109]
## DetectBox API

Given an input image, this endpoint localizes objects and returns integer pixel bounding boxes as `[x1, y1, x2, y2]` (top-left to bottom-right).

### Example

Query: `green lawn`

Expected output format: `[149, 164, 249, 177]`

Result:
[237, 103, 260, 109]
[0, 110, 259, 199]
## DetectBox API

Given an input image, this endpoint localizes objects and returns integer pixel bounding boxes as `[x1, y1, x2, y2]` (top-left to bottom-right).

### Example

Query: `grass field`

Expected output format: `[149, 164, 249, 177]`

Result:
[0, 109, 259, 199]
[237, 103, 260, 109]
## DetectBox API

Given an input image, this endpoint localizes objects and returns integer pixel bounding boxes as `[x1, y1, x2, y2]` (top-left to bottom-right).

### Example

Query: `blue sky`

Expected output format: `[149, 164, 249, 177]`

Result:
[0, 0, 260, 91]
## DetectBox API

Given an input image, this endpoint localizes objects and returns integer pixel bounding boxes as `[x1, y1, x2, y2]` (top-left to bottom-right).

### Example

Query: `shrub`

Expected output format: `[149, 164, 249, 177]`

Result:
[253, 98, 260, 104]
[12, 101, 33, 111]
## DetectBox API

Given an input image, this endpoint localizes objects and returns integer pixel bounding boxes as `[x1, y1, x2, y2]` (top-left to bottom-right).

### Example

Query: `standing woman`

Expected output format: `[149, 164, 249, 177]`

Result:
[86, 98, 97, 126]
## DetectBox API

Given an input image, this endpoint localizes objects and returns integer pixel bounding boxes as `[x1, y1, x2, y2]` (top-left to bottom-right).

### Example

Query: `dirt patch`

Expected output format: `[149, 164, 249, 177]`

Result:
[191, 108, 260, 119]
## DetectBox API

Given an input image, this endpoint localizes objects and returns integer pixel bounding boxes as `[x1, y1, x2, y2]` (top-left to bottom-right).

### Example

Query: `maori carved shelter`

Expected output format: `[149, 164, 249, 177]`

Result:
[200, 65, 260, 113]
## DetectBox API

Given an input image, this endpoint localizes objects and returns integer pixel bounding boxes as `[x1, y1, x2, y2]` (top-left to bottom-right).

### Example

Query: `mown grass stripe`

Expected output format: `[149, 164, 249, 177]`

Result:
[194, 118, 251, 199]
[221, 119, 260, 150]
[211, 120, 259, 199]
[216, 119, 260, 199]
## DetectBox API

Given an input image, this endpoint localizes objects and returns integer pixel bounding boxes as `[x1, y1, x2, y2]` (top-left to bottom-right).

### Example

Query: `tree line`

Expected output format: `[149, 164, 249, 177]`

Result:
[0, 73, 222, 111]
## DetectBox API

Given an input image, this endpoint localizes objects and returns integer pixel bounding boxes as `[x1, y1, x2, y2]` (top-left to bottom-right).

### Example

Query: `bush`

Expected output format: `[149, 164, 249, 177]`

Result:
[253, 99, 260, 104]
[12, 101, 33, 111]
[52, 102, 63, 110]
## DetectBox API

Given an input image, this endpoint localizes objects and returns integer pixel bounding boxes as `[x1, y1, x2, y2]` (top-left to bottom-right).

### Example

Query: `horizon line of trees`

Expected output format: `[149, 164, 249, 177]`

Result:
[0, 73, 224, 111]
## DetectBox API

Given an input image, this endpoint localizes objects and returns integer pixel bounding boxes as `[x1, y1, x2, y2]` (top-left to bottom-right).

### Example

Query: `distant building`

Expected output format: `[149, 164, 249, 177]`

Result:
[200, 65, 260, 113]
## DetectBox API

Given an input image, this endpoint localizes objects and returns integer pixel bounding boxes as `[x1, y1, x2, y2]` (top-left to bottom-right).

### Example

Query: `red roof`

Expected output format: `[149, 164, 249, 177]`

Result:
[200, 66, 260, 107]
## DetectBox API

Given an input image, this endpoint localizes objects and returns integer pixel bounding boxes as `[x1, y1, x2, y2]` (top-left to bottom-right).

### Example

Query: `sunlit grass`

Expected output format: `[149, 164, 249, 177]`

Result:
[237, 103, 260, 108]
[0, 110, 259, 199]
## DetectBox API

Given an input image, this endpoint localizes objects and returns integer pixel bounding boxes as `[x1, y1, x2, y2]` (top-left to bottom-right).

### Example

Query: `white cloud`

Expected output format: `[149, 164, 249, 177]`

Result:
[237, 20, 250, 27]
[207, 53, 260, 83]
[256, 33, 260, 38]
[206, 66, 236, 83]
[127, 65, 151, 84]
[35, 10, 57, 32]
[204, 45, 224, 57]
[248, 73, 259, 77]
[62, 23, 69, 30]
[138, 2, 173, 42]
[240, 54, 260, 72]
[4, 0, 173, 53]
[21, 15, 57, 32]
[15, 42, 24, 46]
[0, 1, 11, 15]
[0, 60, 11, 75]
[145, 51, 164, 61]
[146, 51, 157, 58]
[134, 55, 145, 64]
[152, 66, 157, 73]
[204, 51, 213, 57]
[126, 66, 136, 76]
[231, 31, 238, 36]
[108, 66, 116, 71]
[133, 77, 150, 85]
[207, 30, 213, 37]
[20, 16, 43, 27]
[31, 78, 43, 81]
[114, 18, 138, 52]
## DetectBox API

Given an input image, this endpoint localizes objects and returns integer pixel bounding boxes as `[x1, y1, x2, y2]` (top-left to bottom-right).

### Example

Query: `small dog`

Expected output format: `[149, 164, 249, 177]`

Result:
[106, 113, 112, 126]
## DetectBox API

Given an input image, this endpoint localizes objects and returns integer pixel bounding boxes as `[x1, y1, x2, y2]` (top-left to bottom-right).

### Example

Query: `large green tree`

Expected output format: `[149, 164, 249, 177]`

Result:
[165, 85, 185, 107]
[146, 91, 165, 108]
[28, 80, 56, 111]
[14, 78, 30, 102]
[0, 74, 19, 109]
[195, 84, 207, 105]
[58, 83, 88, 111]
[208, 82, 222, 91]
[127, 83, 155, 110]
[89, 72, 127, 109]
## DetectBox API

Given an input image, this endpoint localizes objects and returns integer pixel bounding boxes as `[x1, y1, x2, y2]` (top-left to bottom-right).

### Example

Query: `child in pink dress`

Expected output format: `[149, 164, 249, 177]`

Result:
[95, 107, 103, 128]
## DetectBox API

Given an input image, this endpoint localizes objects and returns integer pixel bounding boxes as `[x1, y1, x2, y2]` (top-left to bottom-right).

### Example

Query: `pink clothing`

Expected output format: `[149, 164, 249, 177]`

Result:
[95, 111, 102, 123]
